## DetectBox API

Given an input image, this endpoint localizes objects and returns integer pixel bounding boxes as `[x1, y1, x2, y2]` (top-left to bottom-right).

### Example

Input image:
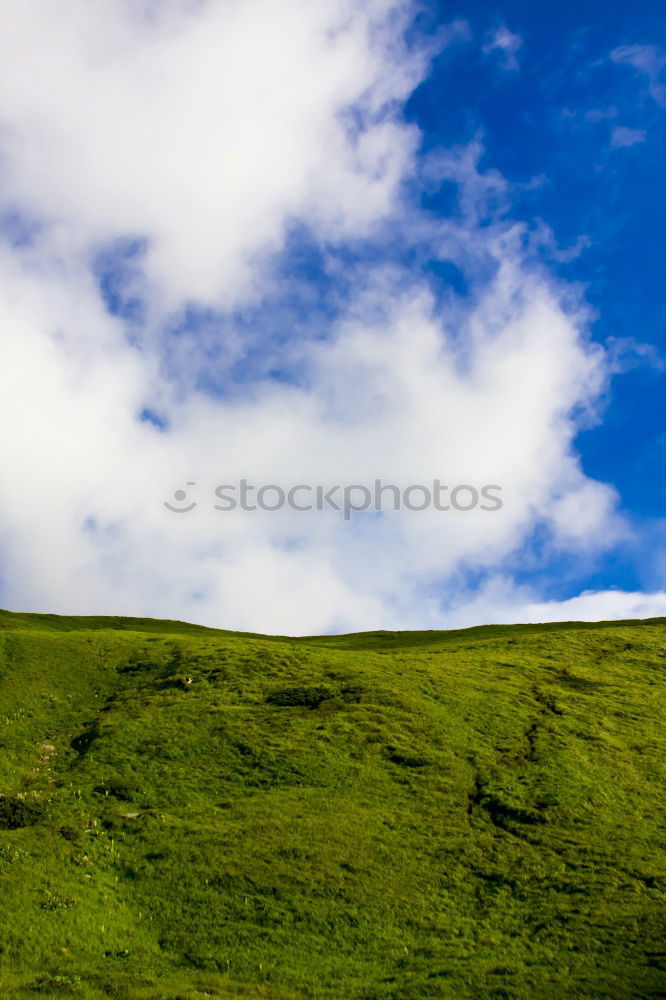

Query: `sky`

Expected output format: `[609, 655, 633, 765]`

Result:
[0, 0, 664, 635]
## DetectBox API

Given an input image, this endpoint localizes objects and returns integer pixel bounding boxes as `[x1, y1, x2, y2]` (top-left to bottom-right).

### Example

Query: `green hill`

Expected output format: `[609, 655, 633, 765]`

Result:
[0, 610, 664, 999]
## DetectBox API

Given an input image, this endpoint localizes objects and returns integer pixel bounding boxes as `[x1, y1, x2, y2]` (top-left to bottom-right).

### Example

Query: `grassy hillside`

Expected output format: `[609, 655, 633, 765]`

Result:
[0, 610, 664, 999]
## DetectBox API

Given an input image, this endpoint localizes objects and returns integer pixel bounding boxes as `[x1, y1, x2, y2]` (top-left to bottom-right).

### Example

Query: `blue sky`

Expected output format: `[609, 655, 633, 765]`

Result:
[0, 0, 664, 633]
[405, 0, 666, 600]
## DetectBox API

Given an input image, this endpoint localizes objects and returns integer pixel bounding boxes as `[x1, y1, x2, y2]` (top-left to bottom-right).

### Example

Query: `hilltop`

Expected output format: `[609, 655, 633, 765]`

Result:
[0, 610, 664, 998]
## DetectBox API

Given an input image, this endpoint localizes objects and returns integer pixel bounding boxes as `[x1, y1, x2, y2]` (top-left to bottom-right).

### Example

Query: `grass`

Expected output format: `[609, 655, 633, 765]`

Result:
[0, 608, 664, 998]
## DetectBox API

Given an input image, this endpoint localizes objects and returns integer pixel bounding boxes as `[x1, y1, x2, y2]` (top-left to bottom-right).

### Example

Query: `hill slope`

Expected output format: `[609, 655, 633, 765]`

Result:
[0, 610, 664, 999]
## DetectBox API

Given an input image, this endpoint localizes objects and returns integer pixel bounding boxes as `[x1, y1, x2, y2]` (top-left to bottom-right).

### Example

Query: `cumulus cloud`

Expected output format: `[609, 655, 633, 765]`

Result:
[442, 579, 666, 629]
[0, 0, 649, 634]
[0, 0, 425, 308]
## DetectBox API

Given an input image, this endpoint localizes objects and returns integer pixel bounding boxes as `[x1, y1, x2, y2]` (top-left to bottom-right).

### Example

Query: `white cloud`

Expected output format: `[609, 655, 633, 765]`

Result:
[0, 0, 425, 309]
[0, 233, 624, 633]
[611, 43, 666, 105]
[483, 26, 522, 71]
[584, 107, 618, 123]
[442, 578, 666, 629]
[0, 1, 650, 635]
[610, 125, 647, 148]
